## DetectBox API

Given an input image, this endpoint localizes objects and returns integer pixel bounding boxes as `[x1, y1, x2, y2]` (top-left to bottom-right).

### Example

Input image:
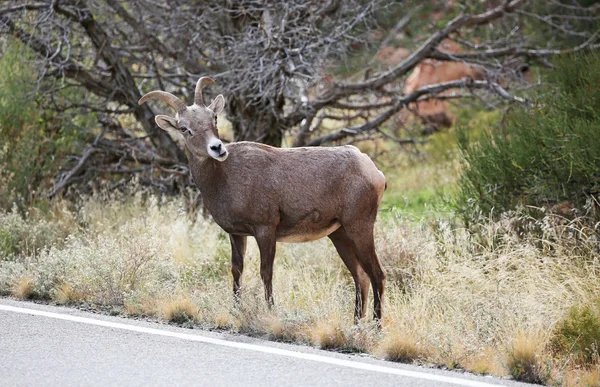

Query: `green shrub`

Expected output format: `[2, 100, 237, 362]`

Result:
[457, 51, 600, 223]
[0, 42, 87, 211]
[0, 206, 74, 260]
[0, 227, 19, 259]
[551, 303, 600, 365]
[0, 41, 50, 207]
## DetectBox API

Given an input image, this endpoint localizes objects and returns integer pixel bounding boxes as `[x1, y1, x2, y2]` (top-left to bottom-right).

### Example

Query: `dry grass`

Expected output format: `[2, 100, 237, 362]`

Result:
[262, 315, 285, 340]
[578, 368, 600, 387]
[376, 329, 430, 363]
[1, 192, 600, 384]
[158, 296, 199, 324]
[123, 297, 157, 317]
[564, 367, 600, 387]
[462, 347, 503, 376]
[52, 283, 85, 304]
[11, 277, 35, 299]
[505, 333, 548, 384]
[214, 311, 232, 329]
[311, 319, 348, 350]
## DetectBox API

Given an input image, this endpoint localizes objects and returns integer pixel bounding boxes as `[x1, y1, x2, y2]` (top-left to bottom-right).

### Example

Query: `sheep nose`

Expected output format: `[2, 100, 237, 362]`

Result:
[210, 143, 222, 152]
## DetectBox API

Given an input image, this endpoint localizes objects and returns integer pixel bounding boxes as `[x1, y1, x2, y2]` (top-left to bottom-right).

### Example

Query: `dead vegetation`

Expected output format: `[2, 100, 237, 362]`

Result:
[1, 191, 600, 385]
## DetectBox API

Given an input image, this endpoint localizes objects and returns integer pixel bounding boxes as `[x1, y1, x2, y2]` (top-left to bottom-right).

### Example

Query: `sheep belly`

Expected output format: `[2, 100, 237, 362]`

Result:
[276, 220, 341, 243]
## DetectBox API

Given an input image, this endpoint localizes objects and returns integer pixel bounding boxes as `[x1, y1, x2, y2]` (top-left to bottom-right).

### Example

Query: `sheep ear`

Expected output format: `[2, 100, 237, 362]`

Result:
[155, 115, 178, 131]
[208, 94, 225, 115]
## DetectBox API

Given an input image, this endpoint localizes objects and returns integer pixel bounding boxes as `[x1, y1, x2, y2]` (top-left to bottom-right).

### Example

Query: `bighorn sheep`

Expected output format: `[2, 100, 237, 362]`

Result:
[139, 78, 387, 322]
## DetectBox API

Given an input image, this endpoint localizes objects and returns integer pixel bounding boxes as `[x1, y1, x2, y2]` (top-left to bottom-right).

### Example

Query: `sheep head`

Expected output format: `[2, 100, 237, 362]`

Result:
[138, 77, 228, 161]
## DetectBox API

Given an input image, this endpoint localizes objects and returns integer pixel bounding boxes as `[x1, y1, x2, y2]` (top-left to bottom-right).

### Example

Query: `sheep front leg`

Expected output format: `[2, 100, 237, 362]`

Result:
[255, 229, 277, 308]
[229, 234, 247, 301]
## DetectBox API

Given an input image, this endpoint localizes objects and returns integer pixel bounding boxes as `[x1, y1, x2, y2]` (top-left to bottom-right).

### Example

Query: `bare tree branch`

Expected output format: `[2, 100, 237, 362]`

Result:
[316, 0, 527, 99]
[429, 31, 600, 62]
[0, 2, 48, 16]
[49, 146, 97, 198]
[307, 78, 529, 146]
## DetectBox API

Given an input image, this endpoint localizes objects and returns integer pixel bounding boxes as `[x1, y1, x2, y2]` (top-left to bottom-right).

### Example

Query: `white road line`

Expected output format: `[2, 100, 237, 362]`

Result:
[1, 304, 503, 387]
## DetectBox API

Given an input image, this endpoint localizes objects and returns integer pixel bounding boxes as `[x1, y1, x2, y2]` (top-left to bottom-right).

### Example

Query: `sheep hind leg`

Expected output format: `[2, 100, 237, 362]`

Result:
[344, 224, 386, 324]
[329, 227, 370, 324]
[255, 229, 277, 308]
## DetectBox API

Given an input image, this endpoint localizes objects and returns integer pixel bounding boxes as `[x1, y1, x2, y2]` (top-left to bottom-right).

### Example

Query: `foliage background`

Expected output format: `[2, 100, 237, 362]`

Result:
[457, 51, 600, 224]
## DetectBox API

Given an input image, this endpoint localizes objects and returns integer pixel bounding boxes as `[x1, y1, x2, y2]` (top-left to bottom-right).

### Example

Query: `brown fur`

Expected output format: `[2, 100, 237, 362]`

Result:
[140, 79, 387, 322]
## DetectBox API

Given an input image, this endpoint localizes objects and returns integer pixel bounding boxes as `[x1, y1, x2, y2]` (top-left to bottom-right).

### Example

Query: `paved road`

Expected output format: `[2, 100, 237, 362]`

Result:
[0, 299, 530, 387]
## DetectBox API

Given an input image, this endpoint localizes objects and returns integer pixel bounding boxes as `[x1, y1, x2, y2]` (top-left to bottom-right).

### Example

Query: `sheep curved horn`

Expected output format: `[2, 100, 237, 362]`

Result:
[194, 77, 215, 106]
[138, 91, 187, 114]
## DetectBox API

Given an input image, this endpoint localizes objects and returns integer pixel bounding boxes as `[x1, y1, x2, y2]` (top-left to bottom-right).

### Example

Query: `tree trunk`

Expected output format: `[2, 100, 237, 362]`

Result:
[60, 0, 187, 162]
[227, 97, 284, 147]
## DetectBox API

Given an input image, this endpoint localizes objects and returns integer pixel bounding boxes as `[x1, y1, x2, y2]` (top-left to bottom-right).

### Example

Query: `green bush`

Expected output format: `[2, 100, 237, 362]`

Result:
[0, 207, 73, 261]
[0, 42, 86, 211]
[0, 42, 38, 209]
[551, 303, 600, 364]
[457, 51, 600, 223]
[0, 227, 19, 258]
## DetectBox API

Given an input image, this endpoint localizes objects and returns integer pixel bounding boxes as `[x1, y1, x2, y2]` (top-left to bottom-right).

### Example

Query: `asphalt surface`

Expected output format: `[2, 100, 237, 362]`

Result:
[0, 299, 532, 387]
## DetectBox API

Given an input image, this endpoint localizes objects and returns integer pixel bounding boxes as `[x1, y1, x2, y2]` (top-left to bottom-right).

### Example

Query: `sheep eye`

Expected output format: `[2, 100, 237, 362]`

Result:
[179, 126, 188, 133]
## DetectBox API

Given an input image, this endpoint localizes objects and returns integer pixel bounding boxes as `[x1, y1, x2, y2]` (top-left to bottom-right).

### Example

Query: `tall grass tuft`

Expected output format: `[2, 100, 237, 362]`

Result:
[505, 333, 548, 384]
[159, 296, 199, 324]
[311, 319, 348, 350]
[377, 329, 430, 363]
[11, 277, 36, 299]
